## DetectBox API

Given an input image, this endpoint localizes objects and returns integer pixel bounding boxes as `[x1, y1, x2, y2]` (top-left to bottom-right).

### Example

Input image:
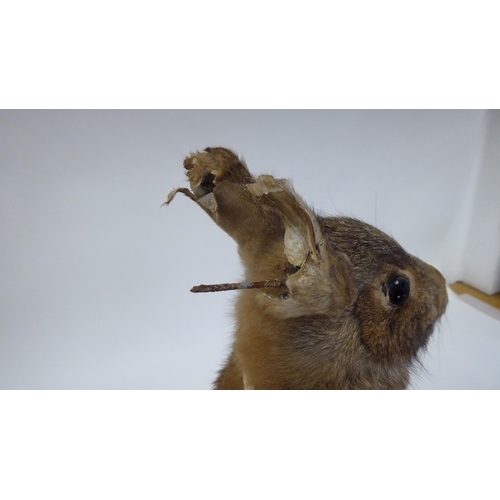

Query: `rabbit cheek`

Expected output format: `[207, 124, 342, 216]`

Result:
[355, 288, 431, 364]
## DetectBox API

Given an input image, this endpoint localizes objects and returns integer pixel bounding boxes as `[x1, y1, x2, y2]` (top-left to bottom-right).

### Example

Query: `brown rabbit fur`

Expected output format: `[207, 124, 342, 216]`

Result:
[168, 147, 448, 389]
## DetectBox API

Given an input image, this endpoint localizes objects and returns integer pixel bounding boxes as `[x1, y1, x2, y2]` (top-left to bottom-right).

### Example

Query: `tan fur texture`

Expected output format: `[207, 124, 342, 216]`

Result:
[168, 147, 448, 390]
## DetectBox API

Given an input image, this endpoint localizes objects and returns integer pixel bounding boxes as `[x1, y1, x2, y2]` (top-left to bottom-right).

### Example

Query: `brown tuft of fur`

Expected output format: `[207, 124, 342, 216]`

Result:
[168, 147, 448, 389]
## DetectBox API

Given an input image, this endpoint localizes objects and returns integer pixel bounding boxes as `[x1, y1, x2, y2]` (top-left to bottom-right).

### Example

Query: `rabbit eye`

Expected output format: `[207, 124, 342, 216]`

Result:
[384, 276, 410, 306]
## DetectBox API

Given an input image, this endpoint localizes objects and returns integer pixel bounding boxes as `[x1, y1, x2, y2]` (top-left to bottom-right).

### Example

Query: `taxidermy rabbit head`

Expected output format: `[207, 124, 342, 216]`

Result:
[167, 147, 448, 389]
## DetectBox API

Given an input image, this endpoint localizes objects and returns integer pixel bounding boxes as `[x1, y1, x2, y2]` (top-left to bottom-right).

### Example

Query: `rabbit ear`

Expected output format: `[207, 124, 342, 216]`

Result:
[246, 175, 353, 319]
[248, 175, 324, 267]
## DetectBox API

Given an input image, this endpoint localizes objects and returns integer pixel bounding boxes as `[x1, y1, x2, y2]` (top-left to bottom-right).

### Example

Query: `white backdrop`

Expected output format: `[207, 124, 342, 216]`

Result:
[1, 110, 498, 389]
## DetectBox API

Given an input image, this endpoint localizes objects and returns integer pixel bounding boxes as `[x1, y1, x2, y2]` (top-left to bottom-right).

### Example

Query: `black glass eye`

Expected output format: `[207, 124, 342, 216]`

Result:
[384, 276, 410, 306]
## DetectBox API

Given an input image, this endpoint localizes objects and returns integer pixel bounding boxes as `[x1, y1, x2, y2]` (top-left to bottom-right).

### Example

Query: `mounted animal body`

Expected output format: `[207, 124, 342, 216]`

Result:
[167, 147, 448, 389]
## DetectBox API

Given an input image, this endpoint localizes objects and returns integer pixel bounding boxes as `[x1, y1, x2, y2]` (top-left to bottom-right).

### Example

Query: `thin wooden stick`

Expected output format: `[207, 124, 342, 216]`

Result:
[190, 279, 287, 293]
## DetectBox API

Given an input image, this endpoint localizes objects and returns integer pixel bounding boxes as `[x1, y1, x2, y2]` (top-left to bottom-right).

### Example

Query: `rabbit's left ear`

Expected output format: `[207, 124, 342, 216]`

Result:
[248, 175, 324, 268]
[247, 175, 355, 317]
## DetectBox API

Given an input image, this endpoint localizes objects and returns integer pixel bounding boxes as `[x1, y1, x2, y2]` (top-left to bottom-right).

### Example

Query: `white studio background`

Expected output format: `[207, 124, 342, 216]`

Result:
[1, 109, 499, 389]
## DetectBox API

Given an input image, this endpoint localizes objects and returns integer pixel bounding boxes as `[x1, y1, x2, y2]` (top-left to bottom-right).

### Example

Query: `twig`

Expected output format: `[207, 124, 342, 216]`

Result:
[190, 279, 287, 293]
